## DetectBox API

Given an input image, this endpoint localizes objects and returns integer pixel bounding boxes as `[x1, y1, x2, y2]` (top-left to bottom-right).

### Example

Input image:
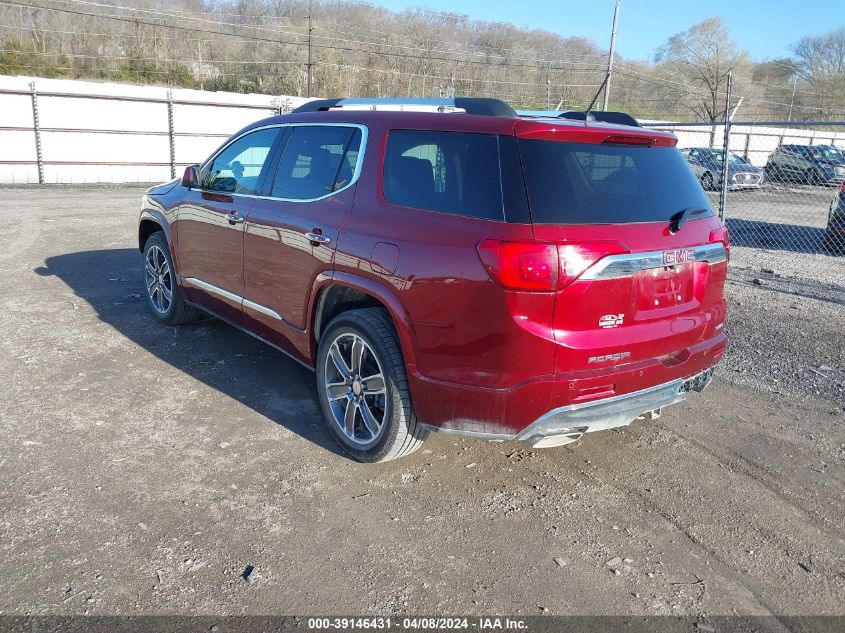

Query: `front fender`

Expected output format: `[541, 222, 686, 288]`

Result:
[139, 204, 179, 275]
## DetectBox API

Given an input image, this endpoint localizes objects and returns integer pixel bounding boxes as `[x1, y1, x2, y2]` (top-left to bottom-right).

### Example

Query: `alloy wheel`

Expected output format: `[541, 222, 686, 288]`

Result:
[323, 332, 387, 447]
[145, 244, 173, 314]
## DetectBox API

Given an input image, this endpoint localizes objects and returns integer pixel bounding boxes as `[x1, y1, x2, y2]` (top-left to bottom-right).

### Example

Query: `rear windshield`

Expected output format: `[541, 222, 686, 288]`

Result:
[518, 140, 713, 224]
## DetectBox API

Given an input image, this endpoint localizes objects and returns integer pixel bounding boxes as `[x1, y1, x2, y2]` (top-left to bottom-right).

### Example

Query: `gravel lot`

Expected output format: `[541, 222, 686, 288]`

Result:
[0, 186, 843, 617]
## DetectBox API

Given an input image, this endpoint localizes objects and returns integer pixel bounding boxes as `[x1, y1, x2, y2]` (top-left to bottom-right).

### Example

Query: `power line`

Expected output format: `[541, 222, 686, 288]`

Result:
[0, 0, 608, 73]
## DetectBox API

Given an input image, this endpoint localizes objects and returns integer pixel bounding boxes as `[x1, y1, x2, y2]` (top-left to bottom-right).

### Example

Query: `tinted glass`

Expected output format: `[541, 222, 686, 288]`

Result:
[384, 131, 504, 221]
[518, 140, 713, 224]
[807, 145, 844, 161]
[206, 128, 279, 194]
[271, 126, 360, 200]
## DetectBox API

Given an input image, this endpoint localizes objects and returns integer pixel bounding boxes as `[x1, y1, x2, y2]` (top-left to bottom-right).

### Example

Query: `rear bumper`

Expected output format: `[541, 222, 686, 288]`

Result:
[411, 332, 726, 440]
[514, 368, 714, 447]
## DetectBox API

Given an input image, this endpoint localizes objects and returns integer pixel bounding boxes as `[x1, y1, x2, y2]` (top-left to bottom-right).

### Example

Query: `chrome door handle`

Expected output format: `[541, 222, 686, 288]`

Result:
[305, 232, 331, 244]
[228, 213, 245, 225]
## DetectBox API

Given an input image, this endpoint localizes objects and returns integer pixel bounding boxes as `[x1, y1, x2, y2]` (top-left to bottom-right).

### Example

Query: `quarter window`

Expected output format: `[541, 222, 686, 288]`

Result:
[383, 131, 504, 221]
[205, 128, 279, 194]
[270, 126, 362, 200]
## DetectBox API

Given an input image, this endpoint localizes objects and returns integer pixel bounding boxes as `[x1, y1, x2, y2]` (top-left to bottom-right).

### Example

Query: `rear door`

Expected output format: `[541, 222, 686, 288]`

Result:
[242, 124, 364, 358]
[514, 123, 728, 374]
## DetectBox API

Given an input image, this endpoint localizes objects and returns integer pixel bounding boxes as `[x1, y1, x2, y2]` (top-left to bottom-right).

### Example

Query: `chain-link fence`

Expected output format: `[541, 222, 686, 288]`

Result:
[648, 120, 845, 290]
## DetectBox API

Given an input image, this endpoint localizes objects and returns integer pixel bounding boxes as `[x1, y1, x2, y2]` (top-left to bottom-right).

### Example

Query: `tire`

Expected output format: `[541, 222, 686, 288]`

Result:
[701, 172, 715, 191]
[142, 231, 201, 325]
[316, 308, 428, 462]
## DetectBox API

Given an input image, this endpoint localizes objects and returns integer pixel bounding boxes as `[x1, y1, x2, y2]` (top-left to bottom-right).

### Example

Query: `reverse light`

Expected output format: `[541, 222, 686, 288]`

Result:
[478, 239, 627, 292]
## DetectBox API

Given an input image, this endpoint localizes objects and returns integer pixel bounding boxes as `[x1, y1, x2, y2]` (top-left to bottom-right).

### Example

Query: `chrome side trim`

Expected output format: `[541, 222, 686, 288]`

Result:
[184, 277, 243, 305]
[580, 243, 727, 280]
[242, 298, 284, 321]
[197, 122, 369, 204]
[184, 277, 287, 323]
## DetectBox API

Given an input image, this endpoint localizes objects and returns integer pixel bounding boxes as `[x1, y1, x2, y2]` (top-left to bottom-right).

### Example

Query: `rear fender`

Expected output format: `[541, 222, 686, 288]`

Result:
[310, 271, 418, 372]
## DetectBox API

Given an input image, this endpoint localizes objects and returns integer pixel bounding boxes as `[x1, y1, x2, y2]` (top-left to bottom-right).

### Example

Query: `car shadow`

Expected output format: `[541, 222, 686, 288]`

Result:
[726, 218, 832, 255]
[35, 248, 347, 457]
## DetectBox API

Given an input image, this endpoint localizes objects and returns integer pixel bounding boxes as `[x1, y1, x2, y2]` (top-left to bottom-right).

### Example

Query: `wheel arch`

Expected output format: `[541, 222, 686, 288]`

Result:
[310, 272, 418, 372]
[138, 211, 173, 251]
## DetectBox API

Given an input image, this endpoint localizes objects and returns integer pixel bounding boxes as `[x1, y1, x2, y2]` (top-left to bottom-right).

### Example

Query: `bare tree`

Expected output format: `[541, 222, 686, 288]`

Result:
[655, 17, 749, 121]
[792, 27, 845, 118]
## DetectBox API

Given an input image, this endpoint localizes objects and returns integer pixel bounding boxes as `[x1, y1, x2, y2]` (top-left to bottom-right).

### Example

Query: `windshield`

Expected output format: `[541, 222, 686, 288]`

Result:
[519, 140, 713, 224]
[700, 149, 746, 164]
[806, 146, 844, 161]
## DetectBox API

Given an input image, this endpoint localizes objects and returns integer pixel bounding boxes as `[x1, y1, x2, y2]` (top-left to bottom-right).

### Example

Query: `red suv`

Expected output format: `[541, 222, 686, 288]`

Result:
[138, 98, 728, 462]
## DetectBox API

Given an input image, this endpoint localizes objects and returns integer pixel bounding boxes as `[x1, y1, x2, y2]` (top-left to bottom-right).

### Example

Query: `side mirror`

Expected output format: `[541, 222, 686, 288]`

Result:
[181, 165, 200, 189]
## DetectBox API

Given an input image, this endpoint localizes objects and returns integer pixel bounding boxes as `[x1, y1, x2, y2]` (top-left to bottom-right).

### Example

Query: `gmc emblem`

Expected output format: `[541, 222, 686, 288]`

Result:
[663, 249, 694, 266]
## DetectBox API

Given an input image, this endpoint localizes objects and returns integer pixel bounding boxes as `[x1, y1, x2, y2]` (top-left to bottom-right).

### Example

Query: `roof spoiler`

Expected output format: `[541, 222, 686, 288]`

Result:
[292, 97, 517, 118]
[517, 109, 640, 127]
[558, 111, 641, 127]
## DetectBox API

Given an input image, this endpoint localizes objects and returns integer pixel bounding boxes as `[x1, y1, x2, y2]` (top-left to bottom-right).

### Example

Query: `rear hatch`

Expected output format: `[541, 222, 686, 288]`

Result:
[513, 119, 728, 375]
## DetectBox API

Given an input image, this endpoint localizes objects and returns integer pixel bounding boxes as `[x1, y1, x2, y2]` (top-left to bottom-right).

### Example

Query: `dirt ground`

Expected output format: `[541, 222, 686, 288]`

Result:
[0, 186, 843, 617]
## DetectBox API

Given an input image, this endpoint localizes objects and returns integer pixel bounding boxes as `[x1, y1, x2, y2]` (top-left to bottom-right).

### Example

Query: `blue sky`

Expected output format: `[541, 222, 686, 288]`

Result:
[372, 0, 843, 62]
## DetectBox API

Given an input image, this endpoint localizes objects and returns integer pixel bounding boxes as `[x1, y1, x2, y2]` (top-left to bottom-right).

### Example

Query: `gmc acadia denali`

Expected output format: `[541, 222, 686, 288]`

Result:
[138, 98, 728, 462]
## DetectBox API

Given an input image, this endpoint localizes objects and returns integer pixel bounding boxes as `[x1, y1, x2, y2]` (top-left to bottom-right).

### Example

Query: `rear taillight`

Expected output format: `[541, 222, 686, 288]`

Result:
[709, 226, 731, 260]
[558, 243, 627, 287]
[839, 180, 845, 193]
[478, 240, 558, 291]
[478, 239, 627, 292]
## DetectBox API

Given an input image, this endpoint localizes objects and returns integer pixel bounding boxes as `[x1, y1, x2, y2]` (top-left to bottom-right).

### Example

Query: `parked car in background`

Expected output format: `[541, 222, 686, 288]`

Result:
[137, 98, 728, 462]
[825, 181, 845, 254]
[766, 144, 845, 186]
[680, 147, 765, 191]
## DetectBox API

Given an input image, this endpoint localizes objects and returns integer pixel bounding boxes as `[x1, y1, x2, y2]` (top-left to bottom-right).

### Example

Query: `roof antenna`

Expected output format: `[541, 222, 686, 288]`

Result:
[585, 74, 609, 113]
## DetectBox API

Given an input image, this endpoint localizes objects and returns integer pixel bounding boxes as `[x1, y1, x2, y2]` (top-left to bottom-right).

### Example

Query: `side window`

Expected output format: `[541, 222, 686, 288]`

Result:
[383, 131, 504, 221]
[270, 126, 361, 200]
[205, 128, 279, 194]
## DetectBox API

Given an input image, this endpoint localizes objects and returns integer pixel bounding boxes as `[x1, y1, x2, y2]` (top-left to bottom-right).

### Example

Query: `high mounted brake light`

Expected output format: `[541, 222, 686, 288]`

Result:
[478, 239, 628, 292]
[602, 135, 657, 146]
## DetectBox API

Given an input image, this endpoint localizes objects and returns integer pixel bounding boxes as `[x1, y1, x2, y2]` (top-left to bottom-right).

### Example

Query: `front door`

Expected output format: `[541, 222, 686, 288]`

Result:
[174, 127, 281, 324]
[243, 124, 364, 359]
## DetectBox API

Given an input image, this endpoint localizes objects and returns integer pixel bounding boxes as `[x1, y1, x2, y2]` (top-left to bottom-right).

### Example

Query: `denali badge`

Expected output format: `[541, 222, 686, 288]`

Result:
[663, 249, 695, 266]
[599, 313, 624, 329]
[588, 351, 631, 364]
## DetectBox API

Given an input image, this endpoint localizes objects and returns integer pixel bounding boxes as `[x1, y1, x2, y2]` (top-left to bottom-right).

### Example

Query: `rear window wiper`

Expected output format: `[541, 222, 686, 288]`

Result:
[669, 207, 709, 234]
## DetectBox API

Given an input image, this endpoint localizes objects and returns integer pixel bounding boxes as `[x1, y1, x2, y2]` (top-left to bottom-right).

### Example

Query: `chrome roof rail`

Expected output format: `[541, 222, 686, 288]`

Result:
[293, 97, 517, 117]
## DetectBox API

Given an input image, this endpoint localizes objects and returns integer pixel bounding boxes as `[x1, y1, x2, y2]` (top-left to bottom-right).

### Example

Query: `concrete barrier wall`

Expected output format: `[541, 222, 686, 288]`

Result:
[0, 75, 309, 184]
[4, 75, 845, 184]
[645, 121, 845, 167]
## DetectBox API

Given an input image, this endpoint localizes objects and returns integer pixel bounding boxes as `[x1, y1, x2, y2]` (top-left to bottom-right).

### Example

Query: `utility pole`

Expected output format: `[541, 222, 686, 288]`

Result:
[718, 70, 734, 222]
[787, 74, 797, 122]
[306, 0, 314, 98]
[602, 0, 621, 111]
[546, 61, 551, 110]
[197, 40, 204, 91]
